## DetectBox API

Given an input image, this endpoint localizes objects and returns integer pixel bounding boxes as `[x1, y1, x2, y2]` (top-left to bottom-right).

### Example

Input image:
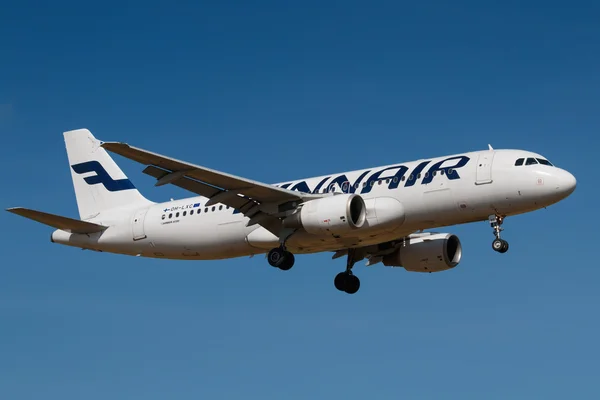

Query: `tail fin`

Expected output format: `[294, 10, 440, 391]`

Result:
[64, 129, 152, 219]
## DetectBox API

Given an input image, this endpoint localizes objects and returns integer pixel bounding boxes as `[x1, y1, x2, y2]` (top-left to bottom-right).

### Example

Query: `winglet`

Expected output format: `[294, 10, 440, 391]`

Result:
[7, 207, 108, 234]
[488, 144, 494, 150]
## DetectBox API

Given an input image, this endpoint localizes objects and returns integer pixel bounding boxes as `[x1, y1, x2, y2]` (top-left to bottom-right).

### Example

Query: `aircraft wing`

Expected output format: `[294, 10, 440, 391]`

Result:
[101, 141, 323, 232]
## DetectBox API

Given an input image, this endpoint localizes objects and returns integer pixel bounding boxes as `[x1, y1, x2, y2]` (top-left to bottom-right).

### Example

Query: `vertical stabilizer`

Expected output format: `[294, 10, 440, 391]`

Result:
[64, 129, 152, 219]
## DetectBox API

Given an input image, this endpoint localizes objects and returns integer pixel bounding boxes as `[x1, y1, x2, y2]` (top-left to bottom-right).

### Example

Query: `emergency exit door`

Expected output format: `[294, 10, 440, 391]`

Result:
[475, 151, 495, 185]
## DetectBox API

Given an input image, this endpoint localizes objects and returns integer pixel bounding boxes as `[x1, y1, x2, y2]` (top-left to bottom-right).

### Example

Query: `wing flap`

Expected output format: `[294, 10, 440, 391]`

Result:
[142, 166, 282, 235]
[143, 165, 256, 212]
[143, 165, 222, 199]
[7, 207, 108, 234]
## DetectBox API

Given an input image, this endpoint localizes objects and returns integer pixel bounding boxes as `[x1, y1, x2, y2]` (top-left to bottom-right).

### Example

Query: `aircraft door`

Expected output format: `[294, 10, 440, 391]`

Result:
[132, 207, 149, 241]
[475, 151, 495, 185]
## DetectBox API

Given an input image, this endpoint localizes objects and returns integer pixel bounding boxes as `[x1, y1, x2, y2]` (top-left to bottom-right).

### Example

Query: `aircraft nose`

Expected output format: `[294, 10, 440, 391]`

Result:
[557, 169, 577, 197]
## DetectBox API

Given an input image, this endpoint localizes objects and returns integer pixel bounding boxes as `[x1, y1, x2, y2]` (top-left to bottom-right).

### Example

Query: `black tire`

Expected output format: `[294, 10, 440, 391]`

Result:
[267, 247, 285, 267]
[344, 274, 360, 294]
[278, 251, 295, 271]
[334, 272, 347, 291]
[499, 240, 509, 253]
[492, 238, 504, 252]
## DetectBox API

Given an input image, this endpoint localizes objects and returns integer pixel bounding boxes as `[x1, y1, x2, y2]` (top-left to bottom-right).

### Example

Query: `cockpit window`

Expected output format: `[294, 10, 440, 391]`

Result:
[536, 158, 554, 166]
[525, 158, 538, 165]
[515, 157, 554, 167]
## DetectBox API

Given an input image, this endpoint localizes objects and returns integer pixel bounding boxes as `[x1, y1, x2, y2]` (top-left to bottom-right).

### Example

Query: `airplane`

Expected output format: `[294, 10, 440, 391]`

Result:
[7, 129, 576, 294]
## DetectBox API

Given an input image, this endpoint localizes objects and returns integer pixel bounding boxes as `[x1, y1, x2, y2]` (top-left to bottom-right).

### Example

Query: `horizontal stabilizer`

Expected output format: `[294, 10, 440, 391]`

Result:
[6, 207, 108, 234]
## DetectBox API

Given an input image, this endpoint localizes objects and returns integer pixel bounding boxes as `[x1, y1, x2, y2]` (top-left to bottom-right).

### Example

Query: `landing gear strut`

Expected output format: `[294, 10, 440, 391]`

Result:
[334, 248, 360, 294]
[489, 214, 509, 253]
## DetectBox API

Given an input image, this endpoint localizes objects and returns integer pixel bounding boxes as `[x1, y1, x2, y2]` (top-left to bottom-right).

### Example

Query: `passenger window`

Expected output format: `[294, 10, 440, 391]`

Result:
[401, 176, 406, 181]
[440, 170, 445, 175]
[183, 211, 187, 216]
[161, 215, 165, 220]
[176, 212, 180, 218]
[219, 205, 223, 211]
[417, 174, 421, 179]
[205, 208, 208, 213]
[393, 177, 398, 183]
[432, 171, 436, 176]
[525, 158, 538, 165]
[447, 169, 453, 175]
[515, 158, 524, 166]
[409, 175, 414, 181]
[190, 210, 194, 215]
[211, 206, 215, 212]
[378, 180, 382, 185]
[169, 213, 172, 219]
[424, 172, 429, 178]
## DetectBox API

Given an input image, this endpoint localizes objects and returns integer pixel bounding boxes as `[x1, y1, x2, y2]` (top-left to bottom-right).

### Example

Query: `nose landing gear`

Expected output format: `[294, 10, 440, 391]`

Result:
[334, 248, 361, 294]
[492, 238, 509, 253]
[490, 214, 509, 253]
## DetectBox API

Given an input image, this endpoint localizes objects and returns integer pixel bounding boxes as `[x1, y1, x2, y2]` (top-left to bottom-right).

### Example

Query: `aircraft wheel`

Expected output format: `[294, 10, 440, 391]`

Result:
[334, 272, 360, 294]
[492, 239, 504, 252]
[278, 251, 295, 271]
[499, 240, 509, 253]
[267, 247, 286, 267]
[344, 274, 360, 294]
[334, 272, 347, 291]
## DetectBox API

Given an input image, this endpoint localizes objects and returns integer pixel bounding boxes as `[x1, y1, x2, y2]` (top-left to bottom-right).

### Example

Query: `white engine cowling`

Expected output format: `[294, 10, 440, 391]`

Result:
[290, 194, 367, 235]
[382, 233, 462, 272]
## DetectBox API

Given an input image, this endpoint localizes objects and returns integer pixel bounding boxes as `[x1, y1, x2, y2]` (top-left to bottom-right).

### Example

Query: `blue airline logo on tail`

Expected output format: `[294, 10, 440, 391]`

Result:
[71, 161, 135, 192]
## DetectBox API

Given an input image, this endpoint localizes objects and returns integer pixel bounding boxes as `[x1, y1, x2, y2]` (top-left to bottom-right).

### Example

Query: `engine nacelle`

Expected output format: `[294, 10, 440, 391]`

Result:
[382, 233, 462, 272]
[286, 194, 367, 235]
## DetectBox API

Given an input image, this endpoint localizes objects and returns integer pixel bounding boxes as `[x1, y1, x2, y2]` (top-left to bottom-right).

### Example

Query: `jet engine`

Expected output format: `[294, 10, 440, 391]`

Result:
[285, 194, 367, 235]
[382, 233, 462, 272]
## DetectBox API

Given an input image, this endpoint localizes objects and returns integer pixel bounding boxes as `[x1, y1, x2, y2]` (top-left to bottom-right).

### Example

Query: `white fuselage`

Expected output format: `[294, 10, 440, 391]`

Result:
[51, 149, 576, 260]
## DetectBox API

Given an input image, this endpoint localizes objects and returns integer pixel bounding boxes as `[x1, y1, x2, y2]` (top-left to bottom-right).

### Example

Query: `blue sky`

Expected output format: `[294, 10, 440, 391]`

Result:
[1, 1, 598, 398]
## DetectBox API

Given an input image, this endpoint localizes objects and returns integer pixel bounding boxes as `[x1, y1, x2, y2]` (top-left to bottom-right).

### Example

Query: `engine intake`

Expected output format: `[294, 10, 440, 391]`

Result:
[382, 233, 462, 272]
[284, 194, 366, 235]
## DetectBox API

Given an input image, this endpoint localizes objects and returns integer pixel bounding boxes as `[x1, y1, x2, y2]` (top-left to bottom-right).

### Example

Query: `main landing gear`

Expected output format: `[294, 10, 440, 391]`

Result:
[267, 229, 296, 271]
[267, 247, 295, 270]
[334, 248, 360, 295]
[489, 214, 509, 253]
[266, 230, 360, 294]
